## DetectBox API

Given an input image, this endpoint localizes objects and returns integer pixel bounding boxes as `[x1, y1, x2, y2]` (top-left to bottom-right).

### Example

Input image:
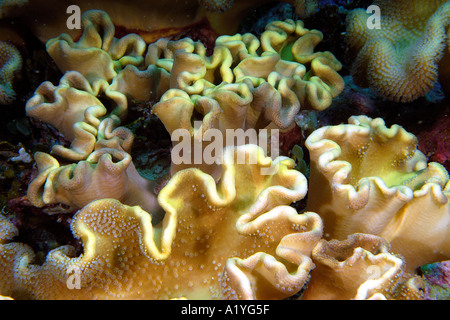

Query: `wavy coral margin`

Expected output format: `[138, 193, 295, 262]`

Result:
[305, 115, 450, 271]
[1, 145, 323, 299]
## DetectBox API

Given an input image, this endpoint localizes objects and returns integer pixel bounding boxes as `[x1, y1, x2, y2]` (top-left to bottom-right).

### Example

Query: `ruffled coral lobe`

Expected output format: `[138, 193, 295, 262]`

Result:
[1, 145, 322, 299]
[305, 116, 450, 271]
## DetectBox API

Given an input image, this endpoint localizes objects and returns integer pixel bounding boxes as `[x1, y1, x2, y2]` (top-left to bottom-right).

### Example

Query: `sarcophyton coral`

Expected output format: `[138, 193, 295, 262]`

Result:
[26, 10, 344, 187]
[305, 115, 450, 271]
[346, 0, 450, 102]
[0, 145, 323, 299]
[5, 7, 446, 301]
[46, 10, 146, 89]
[150, 18, 344, 174]
[151, 18, 344, 113]
[302, 233, 424, 300]
[25, 71, 131, 160]
[45, 10, 344, 125]
[25, 78, 163, 222]
[0, 41, 22, 104]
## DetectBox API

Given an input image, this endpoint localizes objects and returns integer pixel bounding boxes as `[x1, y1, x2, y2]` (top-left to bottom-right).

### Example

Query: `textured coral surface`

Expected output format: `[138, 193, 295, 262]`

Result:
[346, 0, 450, 102]
[0, 1, 449, 301]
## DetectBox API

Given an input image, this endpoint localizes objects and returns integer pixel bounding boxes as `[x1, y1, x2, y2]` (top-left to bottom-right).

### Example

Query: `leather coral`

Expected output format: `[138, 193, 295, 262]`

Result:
[0, 40, 22, 104]
[305, 115, 450, 272]
[151, 19, 344, 175]
[46, 9, 146, 87]
[346, 0, 450, 102]
[24, 71, 161, 220]
[302, 233, 425, 300]
[0, 145, 323, 299]
[151, 19, 345, 129]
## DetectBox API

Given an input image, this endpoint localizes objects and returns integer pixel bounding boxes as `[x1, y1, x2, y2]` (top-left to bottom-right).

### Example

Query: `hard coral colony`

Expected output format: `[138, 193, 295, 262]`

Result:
[0, 0, 449, 301]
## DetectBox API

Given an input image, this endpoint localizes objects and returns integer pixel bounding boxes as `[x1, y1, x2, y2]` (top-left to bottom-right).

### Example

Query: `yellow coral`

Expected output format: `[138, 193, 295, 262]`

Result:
[26, 147, 162, 220]
[1, 145, 323, 299]
[150, 19, 344, 175]
[0, 41, 22, 104]
[160, 19, 344, 113]
[42, 12, 343, 148]
[25, 71, 135, 160]
[346, 0, 450, 102]
[305, 115, 450, 271]
[46, 10, 146, 87]
[25, 72, 110, 156]
[302, 233, 424, 300]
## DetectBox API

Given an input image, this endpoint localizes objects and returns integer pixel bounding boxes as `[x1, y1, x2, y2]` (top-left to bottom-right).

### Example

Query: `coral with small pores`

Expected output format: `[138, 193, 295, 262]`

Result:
[305, 115, 450, 271]
[25, 10, 345, 195]
[0, 145, 323, 299]
[346, 0, 450, 102]
[1, 5, 449, 301]
[302, 233, 424, 300]
[0, 41, 22, 105]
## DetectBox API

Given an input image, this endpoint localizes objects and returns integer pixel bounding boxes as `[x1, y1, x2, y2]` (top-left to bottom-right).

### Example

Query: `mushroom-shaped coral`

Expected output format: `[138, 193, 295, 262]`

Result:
[24, 108, 162, 220]
[0, 145, 323, 299]
[26, 147, 162, 221]
[0, 214, 33, 299]
[152, 84, 285, 177]
[151, 19, 344, 175]
[301, 233, 424, 300]
[25, 71, 130, 161]
[305, 115, 450, 271]
[0, 41, 22, 105]
[346, 0, 450, 102]
[46, 10, 146, 87]
[42, 11, 344, 137]
[149, 19, 344, 116]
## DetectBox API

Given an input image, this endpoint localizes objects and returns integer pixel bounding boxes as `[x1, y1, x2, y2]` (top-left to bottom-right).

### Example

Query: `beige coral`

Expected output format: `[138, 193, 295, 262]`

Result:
[24, 104, 163, 220]
[153, 84, 287, 177]
[0, 41, 22, 104]
[305, 115, 450, 271]
[46, 10, 146, 88]
[151, 19, 344, 175]
[154, 19, 344, 113]
[25, 71, 139, 161]
[39, 13, 344, 169]
[302, 233, 424, 300]
[26, 147, 162, 221]
[346, 0, 450, 102]
[1, 145, 322, 299]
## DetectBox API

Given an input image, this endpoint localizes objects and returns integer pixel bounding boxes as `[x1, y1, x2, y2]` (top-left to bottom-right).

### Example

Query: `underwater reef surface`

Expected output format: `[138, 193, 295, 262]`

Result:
[0, 0, 449, 300]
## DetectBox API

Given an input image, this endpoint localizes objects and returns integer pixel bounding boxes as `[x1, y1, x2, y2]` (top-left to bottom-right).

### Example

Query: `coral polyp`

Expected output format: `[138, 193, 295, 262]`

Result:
[0, 1, 449, 301]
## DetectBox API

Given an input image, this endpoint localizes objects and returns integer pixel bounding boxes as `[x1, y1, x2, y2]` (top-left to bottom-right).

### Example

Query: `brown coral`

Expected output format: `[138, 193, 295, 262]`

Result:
[346, 0, 450, 102]
[46, 10, 146, 87]
[302, 233, 424, 300]
[305, 115, 450, 271]
[1, 145, 323, 299]
[0, 41, 22, 104]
